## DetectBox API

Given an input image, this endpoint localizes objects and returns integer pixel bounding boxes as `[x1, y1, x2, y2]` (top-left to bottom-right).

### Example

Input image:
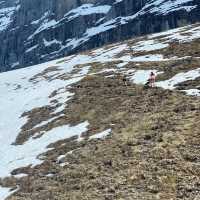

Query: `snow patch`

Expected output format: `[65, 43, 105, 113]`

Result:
[0, 121, 89, 178]
[43, 38, 62, 47]
[89, 129, 112, 140]
[0, 6, 16, 31]
[183, 89, 200, 96]
[25, 44, 39, 53]
[146, 0, 197, 15]
[120, 54, 168, 62]
[132, 40, 169, 52]
[0, 186, 17, 200]
[129, 70, 159, 84]
[65, 4, 111, 21]
[156, 68, 200, 90]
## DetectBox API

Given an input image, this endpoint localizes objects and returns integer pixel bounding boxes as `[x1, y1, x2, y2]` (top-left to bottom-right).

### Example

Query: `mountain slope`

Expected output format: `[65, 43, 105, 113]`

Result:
[0, 23, 200, 199]
[0, 0, 200, 71]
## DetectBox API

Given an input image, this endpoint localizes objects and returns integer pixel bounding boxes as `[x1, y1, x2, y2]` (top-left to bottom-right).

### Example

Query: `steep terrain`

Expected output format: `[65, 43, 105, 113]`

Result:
[0, 23, 200, 199]
[0, 0, 200, 71]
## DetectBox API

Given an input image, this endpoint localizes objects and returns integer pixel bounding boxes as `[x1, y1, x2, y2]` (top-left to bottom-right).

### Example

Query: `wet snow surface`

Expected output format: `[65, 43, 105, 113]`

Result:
[0, 23, 200, 199]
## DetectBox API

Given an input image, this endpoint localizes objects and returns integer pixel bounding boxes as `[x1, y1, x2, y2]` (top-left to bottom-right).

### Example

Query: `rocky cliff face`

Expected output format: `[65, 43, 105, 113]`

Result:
[0, 0, 200, 71]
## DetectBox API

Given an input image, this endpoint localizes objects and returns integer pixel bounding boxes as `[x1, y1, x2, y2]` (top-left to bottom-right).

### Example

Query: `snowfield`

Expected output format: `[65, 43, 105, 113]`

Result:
[0, 58, 92, 198]
[0, 23, 200, 199]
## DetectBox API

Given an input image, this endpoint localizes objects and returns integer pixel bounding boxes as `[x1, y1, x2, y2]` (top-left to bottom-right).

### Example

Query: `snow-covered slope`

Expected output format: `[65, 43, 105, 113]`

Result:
[0, 0, 200, 71]
[0, 23, 200, 199]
